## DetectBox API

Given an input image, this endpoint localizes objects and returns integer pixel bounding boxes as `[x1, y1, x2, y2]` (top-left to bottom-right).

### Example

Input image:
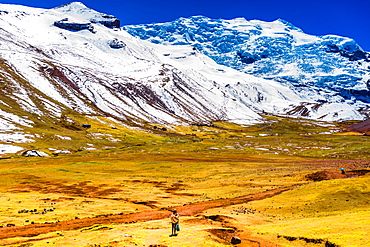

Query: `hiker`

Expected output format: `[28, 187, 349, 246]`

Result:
[170, 209, 180, 236]
[340, 168, 345, 174]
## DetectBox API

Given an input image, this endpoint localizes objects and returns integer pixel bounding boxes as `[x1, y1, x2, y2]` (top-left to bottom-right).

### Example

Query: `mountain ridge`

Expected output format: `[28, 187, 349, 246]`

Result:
[0, 2, 368, 154]
[125, 15, 370, 112]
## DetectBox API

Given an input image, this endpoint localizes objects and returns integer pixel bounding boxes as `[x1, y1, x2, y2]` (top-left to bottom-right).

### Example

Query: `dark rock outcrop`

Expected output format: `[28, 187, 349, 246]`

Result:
[109, 38, 126, 49]
[340, 49, 369, 61]
[90, 15, 120, 29]
[54, 18, 94, 32]
[22, 150, 49, 157]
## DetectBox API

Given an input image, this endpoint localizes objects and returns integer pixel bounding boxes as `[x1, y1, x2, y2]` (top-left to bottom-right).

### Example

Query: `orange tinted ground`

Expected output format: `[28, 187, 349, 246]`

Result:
[0, 157, 369, 246]
[0, 185, 294, 241]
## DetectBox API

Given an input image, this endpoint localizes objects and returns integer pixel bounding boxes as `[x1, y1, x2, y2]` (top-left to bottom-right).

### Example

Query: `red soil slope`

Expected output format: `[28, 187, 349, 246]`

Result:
[347, 118, 370, 134]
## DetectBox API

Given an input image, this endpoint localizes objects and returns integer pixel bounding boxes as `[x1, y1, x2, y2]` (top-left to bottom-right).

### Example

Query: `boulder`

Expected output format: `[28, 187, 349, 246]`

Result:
[231, 236, 242, 245]
[22, 150, 49, 157]
[109, 38, 126, 49]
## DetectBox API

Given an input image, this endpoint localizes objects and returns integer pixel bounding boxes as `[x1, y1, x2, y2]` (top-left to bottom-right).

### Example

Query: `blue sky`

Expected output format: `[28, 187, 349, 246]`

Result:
[1, 0, 369, 51]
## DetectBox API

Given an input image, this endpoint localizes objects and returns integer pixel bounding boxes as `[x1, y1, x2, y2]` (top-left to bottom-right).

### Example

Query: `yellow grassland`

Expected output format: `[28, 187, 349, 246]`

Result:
[246, 176, 370, 246]
[0, 114, 369, 246]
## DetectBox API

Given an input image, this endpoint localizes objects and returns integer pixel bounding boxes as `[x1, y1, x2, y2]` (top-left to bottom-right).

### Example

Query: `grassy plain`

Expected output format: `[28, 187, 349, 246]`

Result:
[0, 115, 369, 246]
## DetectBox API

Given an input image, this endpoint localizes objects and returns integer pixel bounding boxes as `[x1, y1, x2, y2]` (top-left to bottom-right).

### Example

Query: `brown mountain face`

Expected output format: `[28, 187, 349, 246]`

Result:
[347, 118, 370, 135]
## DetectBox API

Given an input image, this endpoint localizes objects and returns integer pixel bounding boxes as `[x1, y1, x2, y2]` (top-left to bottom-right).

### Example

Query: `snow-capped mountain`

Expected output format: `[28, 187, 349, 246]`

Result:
[0, 2, 368, 146]
[125, 16, 370, 114]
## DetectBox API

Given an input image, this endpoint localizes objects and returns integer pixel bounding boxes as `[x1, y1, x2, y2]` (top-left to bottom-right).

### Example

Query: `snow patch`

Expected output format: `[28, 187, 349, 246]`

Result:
[0, 144, 24, 155]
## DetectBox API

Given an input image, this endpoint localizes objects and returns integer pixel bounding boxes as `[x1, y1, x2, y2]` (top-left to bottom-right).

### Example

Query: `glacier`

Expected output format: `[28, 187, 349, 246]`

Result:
[0, 1, 368, 145]
[125, 16, 370, 114]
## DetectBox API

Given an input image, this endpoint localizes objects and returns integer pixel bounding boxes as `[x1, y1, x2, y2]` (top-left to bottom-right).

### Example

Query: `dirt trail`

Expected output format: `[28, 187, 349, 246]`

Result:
[0, 185, 296, 241]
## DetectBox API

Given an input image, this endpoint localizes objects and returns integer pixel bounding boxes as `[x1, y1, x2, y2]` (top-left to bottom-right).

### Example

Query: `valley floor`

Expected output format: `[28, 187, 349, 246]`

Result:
[0, 117, 369, 246]
[0, 152, 369, 247]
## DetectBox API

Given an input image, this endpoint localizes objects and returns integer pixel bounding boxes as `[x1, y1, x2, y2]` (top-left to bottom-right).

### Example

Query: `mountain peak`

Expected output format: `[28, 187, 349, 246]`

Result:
[54, 2, 88, 11]
[276, 18, 302, 31]
[53, 2, 97, 18]
[53, 1, 120, 29]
